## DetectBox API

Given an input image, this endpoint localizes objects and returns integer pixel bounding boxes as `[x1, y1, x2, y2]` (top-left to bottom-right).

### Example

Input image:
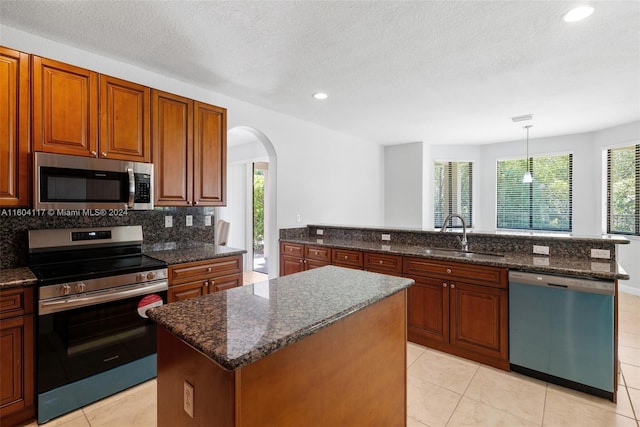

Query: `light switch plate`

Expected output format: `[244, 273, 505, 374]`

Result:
[381, 233, 391, 241]
[165, 216, 173, 228]
[317, 229, 324, 235]
[591, 249, 611, 259]
[533, 245, 549, 255]
[186, 215, 193, 227]
[205, 215, 212, 226]
[296, 214, 301, 223]
[184, 381, 194, 418]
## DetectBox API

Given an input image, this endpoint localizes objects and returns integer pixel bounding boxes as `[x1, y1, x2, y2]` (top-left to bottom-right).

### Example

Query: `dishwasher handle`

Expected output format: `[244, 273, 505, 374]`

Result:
[509, 271, 615, 295]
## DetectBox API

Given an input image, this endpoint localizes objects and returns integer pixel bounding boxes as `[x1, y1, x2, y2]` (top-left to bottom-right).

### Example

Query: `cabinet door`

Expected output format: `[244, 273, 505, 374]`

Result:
[0, 47, 29, 207]
[193, 102, 226, 206]
[0, 314, 34, 420]
[152, 90, 193, 206]
[211, 273, 242, 293]
[168, 280, 209, 303]
[280, 255, 304, 276]
[449, 282, 508, 360]
[32, 56, 98, 157]
[407, 276, 449, 344]
[99, 75, 150, 162]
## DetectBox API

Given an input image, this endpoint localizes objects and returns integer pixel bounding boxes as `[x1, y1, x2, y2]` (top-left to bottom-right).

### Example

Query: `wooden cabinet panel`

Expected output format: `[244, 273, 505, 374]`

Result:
[364, 252, 403, 276]
[168, 280, 209, 303]
[332, 248, 363, 269]
[0, 47, 29, 207]
[450, 282, 508, 360]
[152, 90, 193, 206]
[408, 276, 449, 344]
[404, 257, 507, 288]
[280, 254, 304, 276]
[280, 242, 304, 258]
[32, 56, 98, 157]
[193, 102, 226, 206]
[304, 245, 331, 262]
[99, 75, 150, 162]
[304, 259, 331, 271]
[0, 287, 35, 425]
[212, 274, 243, 293]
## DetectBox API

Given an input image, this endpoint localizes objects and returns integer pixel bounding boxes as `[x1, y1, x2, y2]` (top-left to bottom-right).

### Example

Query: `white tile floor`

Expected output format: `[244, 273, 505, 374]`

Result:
[24, 286, 640, 427]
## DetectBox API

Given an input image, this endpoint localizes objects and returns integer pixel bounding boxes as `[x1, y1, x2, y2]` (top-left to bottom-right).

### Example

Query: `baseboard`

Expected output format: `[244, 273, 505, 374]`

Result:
[619, 285, 640, 297]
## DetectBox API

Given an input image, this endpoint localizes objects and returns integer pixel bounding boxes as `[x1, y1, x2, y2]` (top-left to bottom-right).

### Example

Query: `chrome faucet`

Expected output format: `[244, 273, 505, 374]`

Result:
[440, 214, 468, 252]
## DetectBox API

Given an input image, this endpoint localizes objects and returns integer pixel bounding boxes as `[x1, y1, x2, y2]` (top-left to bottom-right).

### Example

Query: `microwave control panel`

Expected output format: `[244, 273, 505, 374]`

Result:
[134, 174, 152, 203]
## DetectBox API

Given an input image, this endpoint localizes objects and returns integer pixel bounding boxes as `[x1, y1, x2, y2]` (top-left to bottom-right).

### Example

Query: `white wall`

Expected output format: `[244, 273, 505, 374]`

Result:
[384, 142, 423, 228]
[2, 25, 386, 271]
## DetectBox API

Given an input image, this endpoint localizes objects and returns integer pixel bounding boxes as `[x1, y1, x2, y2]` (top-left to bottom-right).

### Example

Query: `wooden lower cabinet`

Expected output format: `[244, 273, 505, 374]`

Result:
[364, 252, 403, 276]
[405, 257, 509, 370]
[0, 287, 35, 426]
[331, 248, 363, 270]
[168, 256, 243, 303]
[279, 243, 331, 276]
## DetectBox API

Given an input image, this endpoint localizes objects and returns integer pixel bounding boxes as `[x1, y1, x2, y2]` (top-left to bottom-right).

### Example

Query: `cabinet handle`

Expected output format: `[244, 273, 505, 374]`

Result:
[207, 267, 212, 272]
[194, 201, 198, 205]
[290, 248, 293, 251]
[443, 283, 447, 287]
[446, 268, 452, 274]
[101, 152, 107, 158]
[379, 260, 384, 265]
[187, 201, 192, 205]
[204, 281, 208, 287]
[90, 151, 97, 157]
[451, 284, 456, 289]
[344, 255, 348, 259]
[300, 260, 303, 263]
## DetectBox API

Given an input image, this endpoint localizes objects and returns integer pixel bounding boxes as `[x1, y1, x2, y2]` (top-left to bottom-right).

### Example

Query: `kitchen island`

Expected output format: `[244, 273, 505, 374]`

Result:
[148, 266, 414, 427]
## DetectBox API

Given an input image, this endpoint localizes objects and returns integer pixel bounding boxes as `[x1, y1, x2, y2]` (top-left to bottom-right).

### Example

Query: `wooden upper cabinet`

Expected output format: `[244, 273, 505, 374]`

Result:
[152, 90, 193, 206]
[0, 47, 29, 207]
[32, 56, 98, 157]
[99, 75, 150, 162]
[193, 102, 226, 206]
[152, 92, 227, 207]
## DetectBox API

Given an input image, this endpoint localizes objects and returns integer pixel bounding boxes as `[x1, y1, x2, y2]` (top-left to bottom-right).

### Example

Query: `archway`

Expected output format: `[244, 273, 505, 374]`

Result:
[220, 126, 278, 279]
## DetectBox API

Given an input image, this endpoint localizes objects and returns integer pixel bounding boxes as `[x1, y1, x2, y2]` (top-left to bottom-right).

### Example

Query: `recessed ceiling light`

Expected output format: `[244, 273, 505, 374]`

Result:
[562, 5, 595, 23]
[312, 92, 328, 100]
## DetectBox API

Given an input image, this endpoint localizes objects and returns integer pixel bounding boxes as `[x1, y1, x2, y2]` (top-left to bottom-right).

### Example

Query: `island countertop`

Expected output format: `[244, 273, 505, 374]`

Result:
[147, 265, 414, 370]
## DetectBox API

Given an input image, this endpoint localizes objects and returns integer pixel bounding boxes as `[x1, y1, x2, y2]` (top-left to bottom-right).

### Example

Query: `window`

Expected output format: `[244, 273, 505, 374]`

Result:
[606, 144, 639, 236]
[434, 161, 472, 228]
[496, 154, 573, 231]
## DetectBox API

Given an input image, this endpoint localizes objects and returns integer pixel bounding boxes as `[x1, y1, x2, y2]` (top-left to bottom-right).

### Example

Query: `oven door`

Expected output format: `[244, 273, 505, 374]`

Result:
[37, 282, 167, 394]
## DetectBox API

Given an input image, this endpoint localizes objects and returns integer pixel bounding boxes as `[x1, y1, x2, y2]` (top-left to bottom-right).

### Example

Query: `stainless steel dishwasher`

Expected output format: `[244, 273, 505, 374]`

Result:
[509, 271, 615, 400]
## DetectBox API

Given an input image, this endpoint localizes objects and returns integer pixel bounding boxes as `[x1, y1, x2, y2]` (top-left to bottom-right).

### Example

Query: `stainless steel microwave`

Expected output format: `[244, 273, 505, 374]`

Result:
[34, 152, 154, 210]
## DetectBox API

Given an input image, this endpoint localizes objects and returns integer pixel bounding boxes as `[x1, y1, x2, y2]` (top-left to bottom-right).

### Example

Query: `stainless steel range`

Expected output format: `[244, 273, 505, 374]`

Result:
[28, 225, 168, 424]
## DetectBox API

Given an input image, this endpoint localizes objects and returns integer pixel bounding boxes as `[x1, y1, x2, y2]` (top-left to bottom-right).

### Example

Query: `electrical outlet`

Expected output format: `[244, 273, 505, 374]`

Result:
[381, 233, 391, 241]
[186, 215, 193, 227]
[165, 216, 173, 228]
[533, 245, 549, 255]
[184, 381, 194, 418]
[296, 214, 301, 223]
[205, 215, 212, 226]
[591, 249, 611, 259]
[317, 229, 324, 235]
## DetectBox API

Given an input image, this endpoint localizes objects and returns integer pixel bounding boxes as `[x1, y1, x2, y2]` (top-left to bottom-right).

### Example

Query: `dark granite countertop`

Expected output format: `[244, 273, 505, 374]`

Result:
[280, 236, 628, 280]
[148, 266, 414, 370]
[0, 267, 37, 289]
[144, 242, 246, 265]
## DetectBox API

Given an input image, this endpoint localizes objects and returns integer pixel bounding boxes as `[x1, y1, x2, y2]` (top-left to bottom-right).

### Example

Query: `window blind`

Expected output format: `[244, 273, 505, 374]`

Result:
[434, 161, 473, 228]
[607, 144, 639, 236]
[497, 154, 573, 231]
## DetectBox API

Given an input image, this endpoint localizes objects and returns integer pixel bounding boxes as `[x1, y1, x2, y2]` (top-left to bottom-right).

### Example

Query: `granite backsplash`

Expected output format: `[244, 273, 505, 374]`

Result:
[0, 207, 217, 269]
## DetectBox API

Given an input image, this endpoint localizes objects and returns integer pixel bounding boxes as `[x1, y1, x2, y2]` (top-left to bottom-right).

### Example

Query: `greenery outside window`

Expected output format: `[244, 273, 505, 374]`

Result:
[606, 144, 640, 236]
[497, 154, 573, 231]
[434, 161, 472, 228]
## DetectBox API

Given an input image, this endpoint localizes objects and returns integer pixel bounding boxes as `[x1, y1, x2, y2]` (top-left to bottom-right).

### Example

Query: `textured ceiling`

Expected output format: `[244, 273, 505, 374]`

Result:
[1, 1, 639, 145]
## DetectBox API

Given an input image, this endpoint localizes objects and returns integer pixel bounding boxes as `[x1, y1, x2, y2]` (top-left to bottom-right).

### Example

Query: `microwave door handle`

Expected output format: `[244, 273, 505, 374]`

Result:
[127, 168, 135, 208]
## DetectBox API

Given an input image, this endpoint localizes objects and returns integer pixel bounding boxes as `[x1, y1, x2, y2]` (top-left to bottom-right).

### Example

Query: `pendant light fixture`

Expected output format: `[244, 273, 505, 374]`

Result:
[522, 125, 533, 183]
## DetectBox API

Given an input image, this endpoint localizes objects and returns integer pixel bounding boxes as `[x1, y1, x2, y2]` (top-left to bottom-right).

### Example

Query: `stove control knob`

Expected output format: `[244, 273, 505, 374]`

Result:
[147, 272, 156, 280]
[60, 284, 71, 296]
[75, 282, 86, 293]
[136, 273, 146, 282]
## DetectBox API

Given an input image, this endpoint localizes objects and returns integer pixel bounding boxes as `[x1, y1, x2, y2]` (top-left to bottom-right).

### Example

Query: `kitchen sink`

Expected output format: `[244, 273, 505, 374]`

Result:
[422, 248, 505, 261]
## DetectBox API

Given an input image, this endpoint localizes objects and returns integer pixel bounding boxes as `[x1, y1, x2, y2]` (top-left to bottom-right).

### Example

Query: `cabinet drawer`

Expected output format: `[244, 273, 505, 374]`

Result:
[0, 287, 34, 319]
[404, 257, 507, 288]
[280, 242, 304, 258]
[364, 252, 403, 275]
[212, 273, 243, 293]
[170, 255, 242, 285]
[305, 245, 331, 262]
[332, 249, 364, 269]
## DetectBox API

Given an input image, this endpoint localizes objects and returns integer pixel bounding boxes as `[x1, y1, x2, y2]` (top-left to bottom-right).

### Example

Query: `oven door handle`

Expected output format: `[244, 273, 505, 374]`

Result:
[39, 281, 168, 316]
